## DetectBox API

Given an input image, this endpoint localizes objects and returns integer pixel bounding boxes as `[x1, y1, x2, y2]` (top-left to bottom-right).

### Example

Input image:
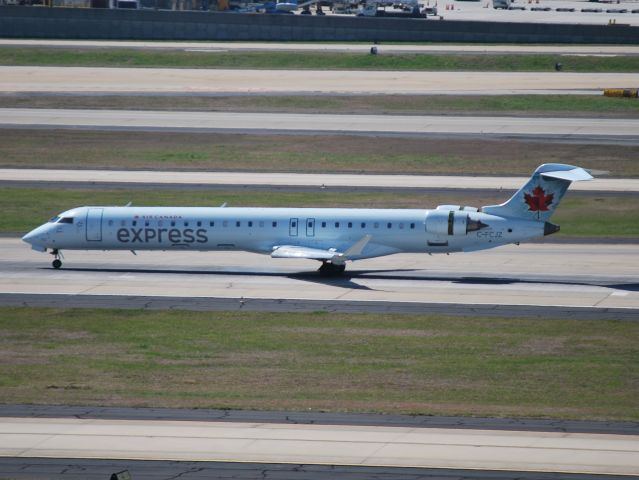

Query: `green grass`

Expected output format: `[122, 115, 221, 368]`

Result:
[1, 307, 637, 420]
[2, 94, 638, 117]
[3, 187, 638, 238]
[2, 129, 638, 177]
[2, 47, 639, 72]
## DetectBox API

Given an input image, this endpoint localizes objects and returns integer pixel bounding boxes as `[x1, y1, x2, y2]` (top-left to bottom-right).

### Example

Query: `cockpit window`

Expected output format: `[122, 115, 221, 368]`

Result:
[48, 216, 61, 223]
[58, 217, 74, 224]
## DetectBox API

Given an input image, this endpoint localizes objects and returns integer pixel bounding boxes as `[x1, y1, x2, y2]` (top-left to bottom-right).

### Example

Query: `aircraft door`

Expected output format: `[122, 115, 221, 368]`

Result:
[306, 218, 315, 237]
[289, 218, 298, 237]
[86, 208, 104, 242]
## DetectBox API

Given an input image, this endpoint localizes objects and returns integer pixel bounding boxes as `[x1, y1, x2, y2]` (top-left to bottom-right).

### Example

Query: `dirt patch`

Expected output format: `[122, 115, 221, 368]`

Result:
[502, 337, 568, 356]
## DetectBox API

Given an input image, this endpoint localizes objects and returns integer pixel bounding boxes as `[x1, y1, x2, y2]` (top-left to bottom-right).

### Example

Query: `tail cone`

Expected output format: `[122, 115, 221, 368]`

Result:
[544, 222, 560, 236]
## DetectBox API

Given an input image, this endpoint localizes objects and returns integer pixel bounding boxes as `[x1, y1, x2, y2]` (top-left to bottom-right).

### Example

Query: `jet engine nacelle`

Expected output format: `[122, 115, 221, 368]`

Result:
[426, 209, 487, 236]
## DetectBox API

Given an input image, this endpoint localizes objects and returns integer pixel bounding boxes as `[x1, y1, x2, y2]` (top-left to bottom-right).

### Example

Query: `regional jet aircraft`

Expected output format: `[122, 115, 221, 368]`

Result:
[22, 164, 592, 275]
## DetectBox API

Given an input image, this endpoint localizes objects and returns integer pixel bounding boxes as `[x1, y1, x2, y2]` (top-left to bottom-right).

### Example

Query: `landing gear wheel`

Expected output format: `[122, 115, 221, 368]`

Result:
[50, 249, 62, 269]
[318, 262, 346, 276]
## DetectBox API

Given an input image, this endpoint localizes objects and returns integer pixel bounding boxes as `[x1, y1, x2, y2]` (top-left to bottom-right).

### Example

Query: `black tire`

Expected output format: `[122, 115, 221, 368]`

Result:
[52, 259, 62, 269]
[318, 262, 346, 276]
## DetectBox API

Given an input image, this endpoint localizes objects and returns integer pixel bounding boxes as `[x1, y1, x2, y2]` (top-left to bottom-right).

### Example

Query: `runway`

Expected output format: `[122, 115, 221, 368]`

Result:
[1, 67, 636, 95]
[2, 239, 638, 313]
[3, 406, 637, 479]
[2, 108, 639, 143]
[2, 416, 639, 475]
[3, 39, 639, 55]
[1, 168, 636, 192]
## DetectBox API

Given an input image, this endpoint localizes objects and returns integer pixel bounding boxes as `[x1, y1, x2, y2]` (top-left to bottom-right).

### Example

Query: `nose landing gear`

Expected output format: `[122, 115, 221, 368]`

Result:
[50, 249, 62, 269]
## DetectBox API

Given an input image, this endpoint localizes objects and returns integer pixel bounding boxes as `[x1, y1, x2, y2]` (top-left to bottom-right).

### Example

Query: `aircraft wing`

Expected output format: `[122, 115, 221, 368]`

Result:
[271, 235, 372, 263]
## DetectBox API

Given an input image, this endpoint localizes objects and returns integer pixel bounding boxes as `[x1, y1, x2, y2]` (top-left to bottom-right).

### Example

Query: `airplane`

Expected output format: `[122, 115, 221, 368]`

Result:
[22, 164, 592, 276]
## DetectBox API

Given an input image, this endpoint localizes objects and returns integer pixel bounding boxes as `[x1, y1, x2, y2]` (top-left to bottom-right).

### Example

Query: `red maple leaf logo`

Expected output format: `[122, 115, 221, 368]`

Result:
[524, 186, 554, 212]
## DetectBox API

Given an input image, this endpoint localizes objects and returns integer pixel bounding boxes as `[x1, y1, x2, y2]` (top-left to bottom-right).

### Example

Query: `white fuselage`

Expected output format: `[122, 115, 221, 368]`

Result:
[23, 205, 547, 260]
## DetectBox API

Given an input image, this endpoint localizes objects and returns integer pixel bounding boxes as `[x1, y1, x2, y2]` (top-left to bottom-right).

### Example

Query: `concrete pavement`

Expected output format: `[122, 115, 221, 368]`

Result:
[1, 67, 636, 95]
[2, 240, 638, 310]
[2, 417, 639, 475]
[1, 168, 636, 192]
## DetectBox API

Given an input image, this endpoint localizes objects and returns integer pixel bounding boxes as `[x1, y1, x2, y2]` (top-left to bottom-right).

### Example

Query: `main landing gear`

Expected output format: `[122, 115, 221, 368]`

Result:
[50, 249, 62, 269]
[318, 262, 346, 276]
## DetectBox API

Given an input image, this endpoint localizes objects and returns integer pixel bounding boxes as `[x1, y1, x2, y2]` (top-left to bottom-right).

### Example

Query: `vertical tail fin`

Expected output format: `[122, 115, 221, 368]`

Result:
[481, 164, 593, 221]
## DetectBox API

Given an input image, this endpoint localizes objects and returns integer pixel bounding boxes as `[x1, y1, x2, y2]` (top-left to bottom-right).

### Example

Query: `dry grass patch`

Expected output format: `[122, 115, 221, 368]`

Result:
[1, 129, 638, 177]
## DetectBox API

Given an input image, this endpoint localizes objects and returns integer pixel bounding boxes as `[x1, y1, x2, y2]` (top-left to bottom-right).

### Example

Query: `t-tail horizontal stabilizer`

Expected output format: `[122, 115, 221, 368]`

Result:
[481, 164, 593, 222]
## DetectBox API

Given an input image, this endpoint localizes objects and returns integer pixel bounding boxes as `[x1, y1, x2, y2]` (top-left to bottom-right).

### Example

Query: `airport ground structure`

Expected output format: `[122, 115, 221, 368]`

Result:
[1, 5, 639, 42]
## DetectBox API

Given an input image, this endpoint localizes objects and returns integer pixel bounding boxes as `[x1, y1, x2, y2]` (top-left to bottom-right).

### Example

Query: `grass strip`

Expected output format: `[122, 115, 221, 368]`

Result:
[2, 47, 639, 72]
[2, 94, 638, 117]
[1, 129, 638, 177]
[1, 307, 637, 420]
[3, 186, 637, 238]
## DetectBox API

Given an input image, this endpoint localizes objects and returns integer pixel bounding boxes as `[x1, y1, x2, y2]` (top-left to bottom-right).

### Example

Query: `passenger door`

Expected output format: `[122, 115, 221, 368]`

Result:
[86, 208, 104, 242]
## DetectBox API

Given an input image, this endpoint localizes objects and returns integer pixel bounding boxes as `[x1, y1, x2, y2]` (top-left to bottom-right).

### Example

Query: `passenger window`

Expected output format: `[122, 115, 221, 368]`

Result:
[184, 221, 189, 227]
[171, 221, 175, 227]
[272, 221, 277, 227]
[236, 221, 241, 227]
[387, 223, 392, 229]
[361, 222, 366, 228]
[410, 223, 415, 229]
[210, 221, 215, 227]
[335, 222, 339, 228]
[145, 221, 150, 227]
[197, 221, 202, 227]
[348, 222, 352, 228]
[321, 222, 326, 228]
[132, 220, 137, 227]
[248, 221, 253, 227]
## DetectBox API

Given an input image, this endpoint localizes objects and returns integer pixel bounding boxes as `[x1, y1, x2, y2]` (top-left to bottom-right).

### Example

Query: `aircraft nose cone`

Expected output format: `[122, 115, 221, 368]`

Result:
[22, 229, 37, 244]
[22, 226, 49, 251]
